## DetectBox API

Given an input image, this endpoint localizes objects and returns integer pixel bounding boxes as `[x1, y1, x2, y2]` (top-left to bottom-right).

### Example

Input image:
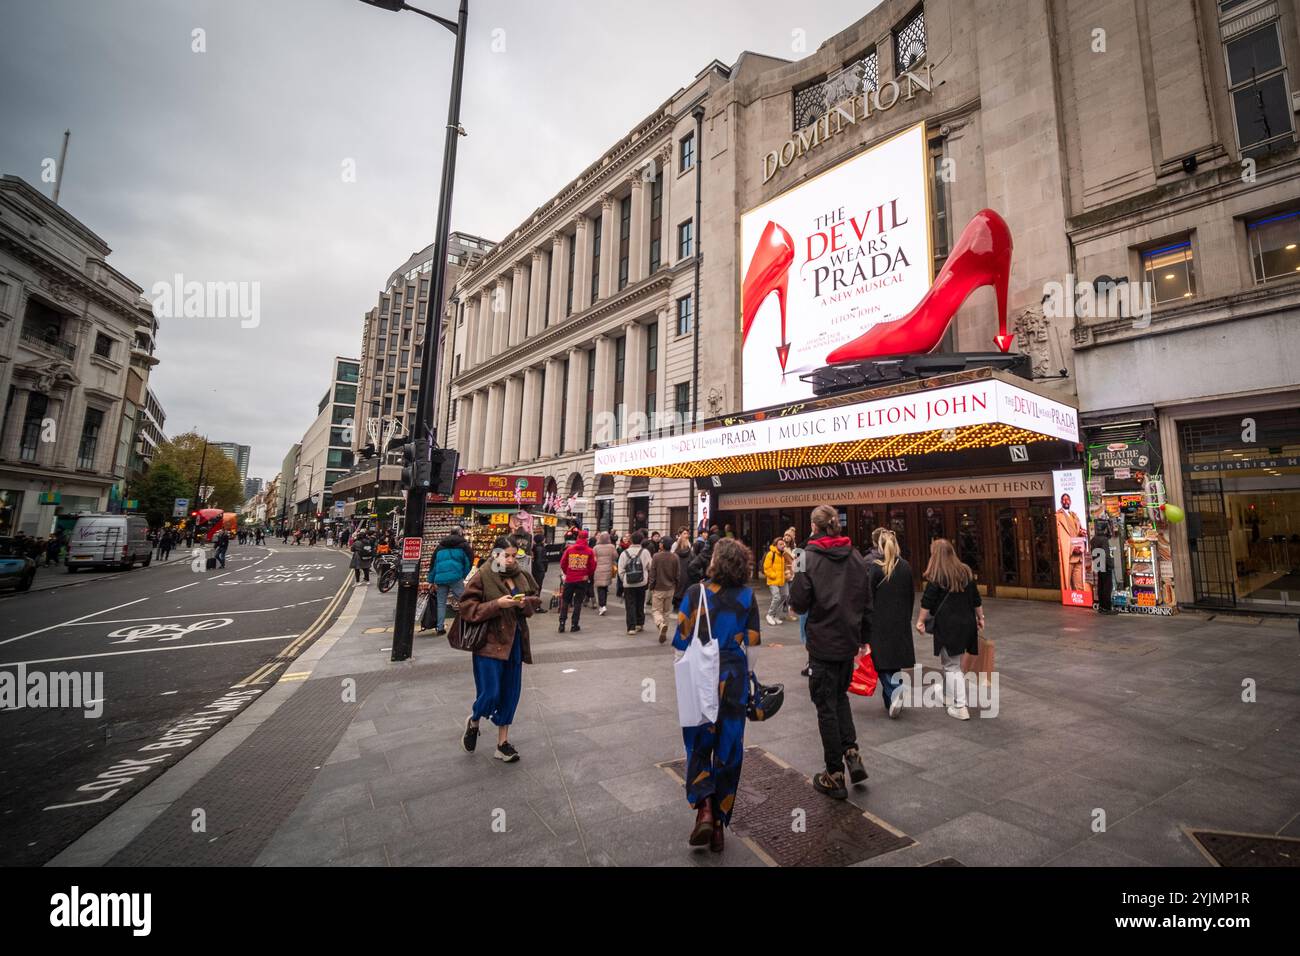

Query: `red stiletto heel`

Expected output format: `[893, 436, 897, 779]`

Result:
[742, 221, 796, 369]
[825, 208, 1014, 362]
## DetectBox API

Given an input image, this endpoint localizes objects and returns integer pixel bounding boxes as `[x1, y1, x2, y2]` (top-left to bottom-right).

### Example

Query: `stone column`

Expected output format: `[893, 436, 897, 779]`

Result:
[518, 367, 540, 461]
[592, 334, 614, 446]
[501, 375, 523, 464]
[460, 296, 476, 371]
[656, 308, 670, 433]
[540, 359, 562, 458]
[484, 276, 501, 358]
[573, 217, 591, 313]
[598, 194, 617, 301]
[483, 384, 504, 468]
[509, 265, 525, 348]
[454, 388, 474, 463]
[563, 346, 588, 453]
[468, 390, 489, 470]
[658, 145, 674, 267]
[547, 232, 564, 327]
[623, 321, 647, 439]
[628, 177, 646, 285]
[0, 388, 31, 461]
[527, 250, 545, 338]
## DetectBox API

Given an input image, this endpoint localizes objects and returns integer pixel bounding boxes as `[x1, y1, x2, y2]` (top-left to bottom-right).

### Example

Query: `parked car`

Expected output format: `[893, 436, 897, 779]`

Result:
[0, 538, 37, 592]
[66, 513, 152, 572]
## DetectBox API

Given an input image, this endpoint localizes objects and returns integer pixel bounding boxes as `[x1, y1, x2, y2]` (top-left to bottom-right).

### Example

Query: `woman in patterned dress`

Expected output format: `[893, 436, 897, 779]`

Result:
[672, 538, 761, 853]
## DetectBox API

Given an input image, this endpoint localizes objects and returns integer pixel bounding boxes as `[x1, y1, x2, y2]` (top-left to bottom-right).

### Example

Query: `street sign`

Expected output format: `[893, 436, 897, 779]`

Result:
[173, 498, 189, 517]
[401, 536, 422, 573]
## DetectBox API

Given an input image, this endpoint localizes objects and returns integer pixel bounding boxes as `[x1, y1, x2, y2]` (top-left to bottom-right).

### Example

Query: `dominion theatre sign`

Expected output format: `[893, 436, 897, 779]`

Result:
[763, 65, 935, 184]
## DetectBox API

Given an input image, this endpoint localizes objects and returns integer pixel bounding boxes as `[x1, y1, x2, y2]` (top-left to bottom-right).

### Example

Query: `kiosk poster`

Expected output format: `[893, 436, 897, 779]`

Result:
[1052, 469, 1093, 608]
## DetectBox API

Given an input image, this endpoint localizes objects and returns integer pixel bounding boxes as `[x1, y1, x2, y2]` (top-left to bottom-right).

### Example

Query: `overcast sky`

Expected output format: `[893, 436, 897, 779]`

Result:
[0, 0, 877, 481]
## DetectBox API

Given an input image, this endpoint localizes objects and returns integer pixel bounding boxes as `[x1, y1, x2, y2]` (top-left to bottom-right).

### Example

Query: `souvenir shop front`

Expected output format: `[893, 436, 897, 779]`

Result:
[596, 368, 1088, 602]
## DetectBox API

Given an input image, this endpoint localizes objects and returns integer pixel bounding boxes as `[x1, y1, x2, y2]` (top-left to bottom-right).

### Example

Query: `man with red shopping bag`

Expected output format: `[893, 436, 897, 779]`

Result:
[789, 505, 873, 801]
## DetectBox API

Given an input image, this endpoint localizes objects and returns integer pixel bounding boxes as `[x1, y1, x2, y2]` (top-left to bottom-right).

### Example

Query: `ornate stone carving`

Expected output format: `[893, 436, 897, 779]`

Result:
[706, 386, 725, 417]
[1011, 306, 1054, 378]
[38, 276, 80, 308]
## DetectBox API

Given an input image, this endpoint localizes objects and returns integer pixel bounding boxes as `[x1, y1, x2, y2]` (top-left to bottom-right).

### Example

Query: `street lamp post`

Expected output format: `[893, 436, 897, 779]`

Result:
[358, 0, 469, 662]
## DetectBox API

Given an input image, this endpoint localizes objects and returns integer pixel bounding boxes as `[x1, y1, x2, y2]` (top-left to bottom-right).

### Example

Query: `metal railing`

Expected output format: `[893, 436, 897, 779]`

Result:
[20, 327, 76, 360]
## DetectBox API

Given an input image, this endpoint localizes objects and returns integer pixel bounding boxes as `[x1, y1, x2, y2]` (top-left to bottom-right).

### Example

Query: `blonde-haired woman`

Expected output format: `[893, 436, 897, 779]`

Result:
[867, 529, 914, 719]
[915, 539, 984, 720]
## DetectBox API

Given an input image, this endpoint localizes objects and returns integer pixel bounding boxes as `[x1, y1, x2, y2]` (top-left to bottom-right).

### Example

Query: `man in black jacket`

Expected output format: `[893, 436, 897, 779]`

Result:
[789, 504, 872, 800]
[1090, 520, 1116, 614]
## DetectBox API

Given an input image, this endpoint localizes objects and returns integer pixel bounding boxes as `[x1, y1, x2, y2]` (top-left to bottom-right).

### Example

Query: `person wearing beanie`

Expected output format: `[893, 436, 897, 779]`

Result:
[457, 535, 541, 762]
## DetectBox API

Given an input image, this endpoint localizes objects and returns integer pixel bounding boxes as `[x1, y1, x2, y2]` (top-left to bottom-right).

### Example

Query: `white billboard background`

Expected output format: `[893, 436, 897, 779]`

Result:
[740, 122, 931, 409]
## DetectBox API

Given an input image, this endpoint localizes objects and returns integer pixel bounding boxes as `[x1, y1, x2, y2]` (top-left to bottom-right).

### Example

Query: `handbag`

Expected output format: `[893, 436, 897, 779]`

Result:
[673, 585, 720, 727]
[923, 589, 950, 634]
[417, 592, 434, 630]
[849, 648, 879, 697]
[446, 610, 492, 653]
[746, 672, 784, 721]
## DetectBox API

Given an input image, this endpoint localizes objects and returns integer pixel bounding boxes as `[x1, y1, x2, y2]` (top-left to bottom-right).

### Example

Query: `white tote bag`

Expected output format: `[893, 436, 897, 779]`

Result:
[674, 584, 720, 727]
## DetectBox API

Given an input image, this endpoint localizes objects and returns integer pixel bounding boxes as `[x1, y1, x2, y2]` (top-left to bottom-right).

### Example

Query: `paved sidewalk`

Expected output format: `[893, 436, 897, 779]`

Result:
[60, 566, 1300, 867]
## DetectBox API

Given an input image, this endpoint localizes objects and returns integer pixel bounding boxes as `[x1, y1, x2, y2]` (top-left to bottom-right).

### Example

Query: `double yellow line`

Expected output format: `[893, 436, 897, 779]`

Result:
[233, 574, 353, 688]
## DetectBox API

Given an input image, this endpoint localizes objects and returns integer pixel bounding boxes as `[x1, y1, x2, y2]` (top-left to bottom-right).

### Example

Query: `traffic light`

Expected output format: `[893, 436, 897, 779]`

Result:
[400, 438, 431, 491]
[430, 446, 460, 497]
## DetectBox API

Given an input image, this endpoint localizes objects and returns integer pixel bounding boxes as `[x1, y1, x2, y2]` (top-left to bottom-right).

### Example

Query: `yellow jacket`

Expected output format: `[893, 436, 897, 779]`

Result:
[763, 546, 790, 586]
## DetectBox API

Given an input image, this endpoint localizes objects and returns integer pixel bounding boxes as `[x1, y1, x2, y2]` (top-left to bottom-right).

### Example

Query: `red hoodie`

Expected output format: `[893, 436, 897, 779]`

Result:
[560, 536, 597, 584]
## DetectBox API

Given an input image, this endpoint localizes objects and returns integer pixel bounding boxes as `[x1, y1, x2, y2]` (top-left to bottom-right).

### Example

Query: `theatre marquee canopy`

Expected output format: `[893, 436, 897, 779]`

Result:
[594, 376, 1079, 479]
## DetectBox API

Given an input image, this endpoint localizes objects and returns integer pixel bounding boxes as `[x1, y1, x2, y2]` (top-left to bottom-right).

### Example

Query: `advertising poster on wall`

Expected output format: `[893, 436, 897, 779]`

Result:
[1052, 468, 1093, 608]
[739, 122, 932, 409]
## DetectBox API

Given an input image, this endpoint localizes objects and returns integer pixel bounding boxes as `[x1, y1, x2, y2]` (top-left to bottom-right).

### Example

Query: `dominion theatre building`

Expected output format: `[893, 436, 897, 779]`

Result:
[455, 0, 1298, 606]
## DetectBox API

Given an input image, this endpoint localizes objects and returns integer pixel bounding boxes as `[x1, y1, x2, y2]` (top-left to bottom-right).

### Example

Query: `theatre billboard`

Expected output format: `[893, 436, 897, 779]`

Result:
[740, 122, 932, 410]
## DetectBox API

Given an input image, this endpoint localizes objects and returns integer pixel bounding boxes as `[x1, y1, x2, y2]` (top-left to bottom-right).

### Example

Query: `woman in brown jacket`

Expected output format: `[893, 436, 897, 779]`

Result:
[459, 536, 541, 762]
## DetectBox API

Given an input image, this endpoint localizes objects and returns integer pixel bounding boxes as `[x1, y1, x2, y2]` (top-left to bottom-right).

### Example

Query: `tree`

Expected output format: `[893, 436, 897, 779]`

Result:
[152, 432, 244, 512]
[127, 462, 190, 528]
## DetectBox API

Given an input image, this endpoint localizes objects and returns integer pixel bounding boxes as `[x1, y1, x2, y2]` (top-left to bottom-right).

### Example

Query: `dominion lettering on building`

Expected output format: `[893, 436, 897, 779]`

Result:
[763, 65, 934, 184]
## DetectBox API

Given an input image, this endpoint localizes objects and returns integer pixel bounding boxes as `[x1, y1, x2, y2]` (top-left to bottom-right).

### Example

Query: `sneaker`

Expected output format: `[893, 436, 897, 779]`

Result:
[766, 614, 778, 626]
[570, 625, 581, 633]
[598, 606, 607, 616]
[558, 622, 566, 633]
[947, 705, 971, 721]
[627, 628, 637, 636]
[435, 627, 446, 636]
[812, 770, 847, 800]
[495, 741, 520, 763]
[461, 717, 479, 753]
[843, 748, 868, 784]
[888, 691, 904, 719]
[659, 625, 668, 644]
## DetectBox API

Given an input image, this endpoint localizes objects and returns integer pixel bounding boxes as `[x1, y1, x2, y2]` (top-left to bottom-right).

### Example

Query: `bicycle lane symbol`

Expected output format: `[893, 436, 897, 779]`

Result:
[107, 619, 234, 645]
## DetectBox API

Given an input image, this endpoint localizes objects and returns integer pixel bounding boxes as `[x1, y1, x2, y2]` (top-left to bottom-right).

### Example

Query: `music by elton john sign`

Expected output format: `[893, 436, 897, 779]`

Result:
[740, 122, 932, 409]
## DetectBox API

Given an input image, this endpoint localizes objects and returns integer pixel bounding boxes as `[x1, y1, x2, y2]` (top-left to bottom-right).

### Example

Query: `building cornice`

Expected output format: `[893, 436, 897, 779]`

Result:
[457, 107, 683, 299]
[0, 225, 151, 325]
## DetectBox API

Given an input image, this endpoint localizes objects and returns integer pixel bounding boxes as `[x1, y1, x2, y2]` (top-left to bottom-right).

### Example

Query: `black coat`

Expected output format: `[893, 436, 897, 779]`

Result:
[789, 534, 872, 662]
[867, 558, 916, 671]
[921, 579, 982, 657]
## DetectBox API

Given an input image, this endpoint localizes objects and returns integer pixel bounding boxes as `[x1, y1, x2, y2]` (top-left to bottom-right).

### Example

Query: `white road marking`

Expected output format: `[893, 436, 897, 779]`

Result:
[0, 635, 298, 668]
[0, 597, 150, 647]
[160, 691, 178, 696]
[165, 582, 199, 594]
[70, 607, 282, 625]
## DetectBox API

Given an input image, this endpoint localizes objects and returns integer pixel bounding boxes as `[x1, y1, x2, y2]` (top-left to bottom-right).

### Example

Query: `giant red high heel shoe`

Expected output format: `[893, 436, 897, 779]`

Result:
[742, 220, 796, 370]
[825, 208, 1014, 363]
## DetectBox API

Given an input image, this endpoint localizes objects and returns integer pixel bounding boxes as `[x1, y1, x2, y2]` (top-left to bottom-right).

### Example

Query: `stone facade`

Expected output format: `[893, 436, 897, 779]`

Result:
[0, 175, 159, 535]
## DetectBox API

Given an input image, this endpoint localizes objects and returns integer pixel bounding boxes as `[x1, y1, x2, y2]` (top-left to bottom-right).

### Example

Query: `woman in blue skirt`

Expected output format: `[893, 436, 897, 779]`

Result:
[672, 538, 761, 853]
[456, 536, 541, 762]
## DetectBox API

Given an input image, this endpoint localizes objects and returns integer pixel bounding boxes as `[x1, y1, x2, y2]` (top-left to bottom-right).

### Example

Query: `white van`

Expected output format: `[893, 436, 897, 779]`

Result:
[67, 513, 152, 572]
